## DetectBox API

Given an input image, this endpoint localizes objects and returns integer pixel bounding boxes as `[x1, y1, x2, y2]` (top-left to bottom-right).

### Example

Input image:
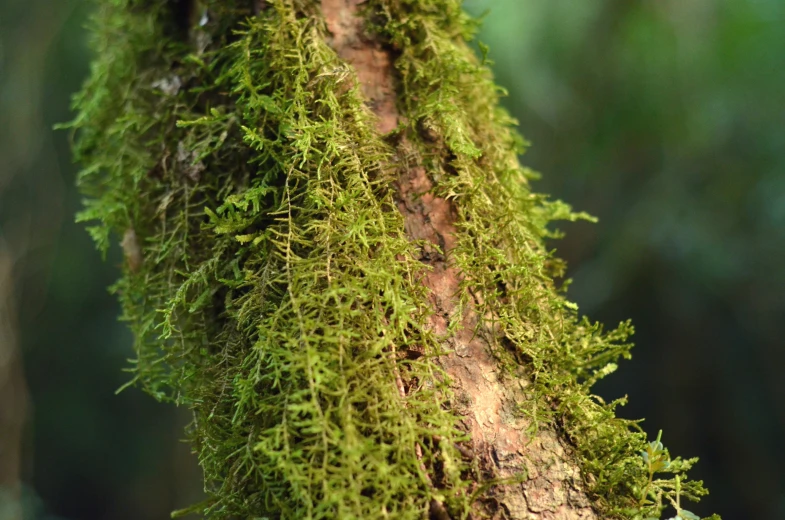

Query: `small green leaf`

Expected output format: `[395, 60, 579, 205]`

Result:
[679, 510, 700, 520]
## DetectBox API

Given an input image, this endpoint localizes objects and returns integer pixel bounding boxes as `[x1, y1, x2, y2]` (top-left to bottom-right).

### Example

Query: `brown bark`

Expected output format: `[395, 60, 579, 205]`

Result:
[321, 2, 597, 518]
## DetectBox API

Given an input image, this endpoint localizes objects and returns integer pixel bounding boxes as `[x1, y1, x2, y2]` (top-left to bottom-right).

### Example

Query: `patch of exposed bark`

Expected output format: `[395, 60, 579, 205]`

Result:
[321, 1, 598, 518]
[395, 166, 597, 520]
[322, 0, 398, 134]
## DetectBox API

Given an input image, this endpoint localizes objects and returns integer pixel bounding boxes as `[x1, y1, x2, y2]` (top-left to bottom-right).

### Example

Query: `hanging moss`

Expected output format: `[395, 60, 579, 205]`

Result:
[66, 0, 717, 518]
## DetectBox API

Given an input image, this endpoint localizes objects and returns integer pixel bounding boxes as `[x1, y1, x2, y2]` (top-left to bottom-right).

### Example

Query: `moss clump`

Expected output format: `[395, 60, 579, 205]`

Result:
[68, 0, 716, 518]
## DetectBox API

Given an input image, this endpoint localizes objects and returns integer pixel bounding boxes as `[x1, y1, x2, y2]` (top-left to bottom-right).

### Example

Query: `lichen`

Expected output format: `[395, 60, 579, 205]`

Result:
[67, 0, 717, 518]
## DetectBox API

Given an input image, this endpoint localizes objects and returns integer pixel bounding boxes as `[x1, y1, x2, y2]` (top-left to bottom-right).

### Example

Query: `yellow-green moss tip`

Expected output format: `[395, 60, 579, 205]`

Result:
[67, 0, 717, 518]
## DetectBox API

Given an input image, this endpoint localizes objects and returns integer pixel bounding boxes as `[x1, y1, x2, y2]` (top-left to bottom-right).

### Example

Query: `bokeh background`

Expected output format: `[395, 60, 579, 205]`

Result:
[1, 0, 783, 518]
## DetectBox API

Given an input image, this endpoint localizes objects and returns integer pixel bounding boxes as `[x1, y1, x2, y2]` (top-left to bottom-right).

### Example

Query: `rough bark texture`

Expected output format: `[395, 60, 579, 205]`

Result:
[322, 2, 595, 518]
[322, 0, 398, 134]
[397, 167, 596, 520]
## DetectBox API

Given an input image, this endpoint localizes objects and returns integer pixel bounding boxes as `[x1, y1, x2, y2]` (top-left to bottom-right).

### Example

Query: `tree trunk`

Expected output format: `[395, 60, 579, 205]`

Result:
[70, 1, 712, 519]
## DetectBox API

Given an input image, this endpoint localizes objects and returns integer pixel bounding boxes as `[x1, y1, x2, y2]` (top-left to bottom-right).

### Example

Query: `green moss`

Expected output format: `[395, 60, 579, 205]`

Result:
[67, 0, 716, 518]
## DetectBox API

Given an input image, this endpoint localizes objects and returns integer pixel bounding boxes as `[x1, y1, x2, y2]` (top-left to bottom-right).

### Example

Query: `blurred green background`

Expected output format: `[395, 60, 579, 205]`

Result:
[0, 0, 782, 518]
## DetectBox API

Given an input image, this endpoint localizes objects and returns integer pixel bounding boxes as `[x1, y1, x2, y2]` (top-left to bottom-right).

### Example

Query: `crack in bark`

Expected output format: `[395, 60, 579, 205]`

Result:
[320, 2, 598, 518]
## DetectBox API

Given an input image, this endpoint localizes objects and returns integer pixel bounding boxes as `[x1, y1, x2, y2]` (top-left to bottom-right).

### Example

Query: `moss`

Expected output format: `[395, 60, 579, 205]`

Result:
[67, 0, 717, 518]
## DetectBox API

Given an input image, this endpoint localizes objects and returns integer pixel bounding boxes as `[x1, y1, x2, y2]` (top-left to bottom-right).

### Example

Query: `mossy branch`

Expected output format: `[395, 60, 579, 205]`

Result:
[66, 0, 717, 518]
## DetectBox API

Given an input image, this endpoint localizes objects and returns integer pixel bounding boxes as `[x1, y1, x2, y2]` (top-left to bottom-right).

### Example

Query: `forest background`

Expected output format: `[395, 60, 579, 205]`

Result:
[0, 0, 782, 518]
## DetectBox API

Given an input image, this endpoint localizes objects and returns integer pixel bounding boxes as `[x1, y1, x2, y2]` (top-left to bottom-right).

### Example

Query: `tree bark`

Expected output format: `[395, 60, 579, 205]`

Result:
[321, 2, 595, 518]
